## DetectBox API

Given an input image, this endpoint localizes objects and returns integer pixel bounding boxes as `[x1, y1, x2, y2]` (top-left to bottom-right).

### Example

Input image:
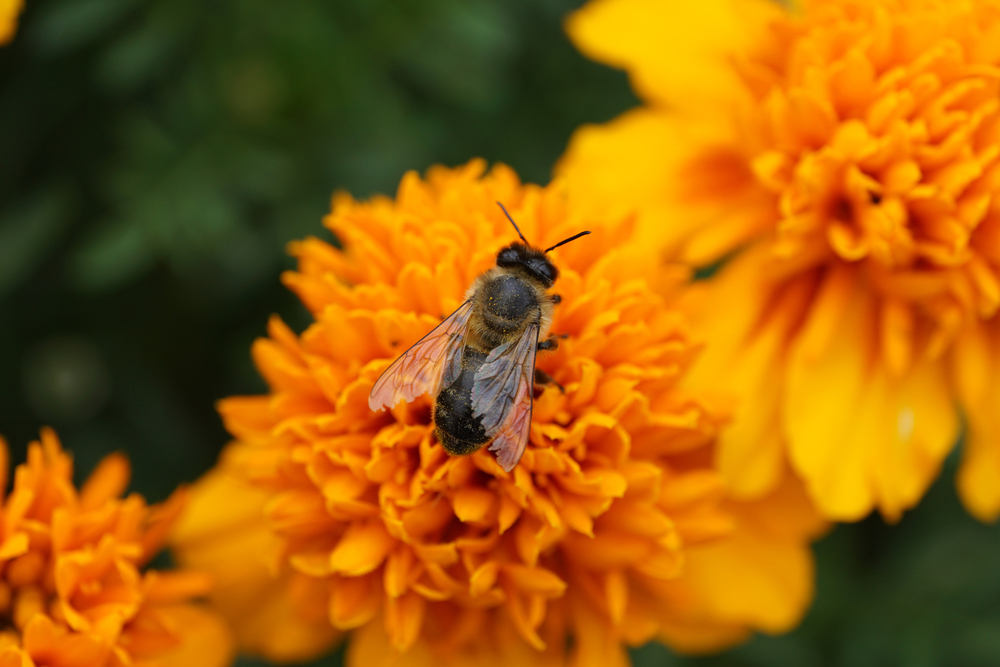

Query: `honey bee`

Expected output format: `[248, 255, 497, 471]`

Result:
[368, 203, 590, 472]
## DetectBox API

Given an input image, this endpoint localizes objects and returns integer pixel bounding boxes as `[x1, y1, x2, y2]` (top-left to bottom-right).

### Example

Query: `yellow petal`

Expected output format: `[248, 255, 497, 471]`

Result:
[784, 269, 958, 520]
[566, 0, 779, 109]
[680, 248, 801, 500]
[557, 108, 697, 257]
[153, 604, 235, 667]
[654, 475, 817, 641]
[557, 107, 772, 265]
[0, 0, 24, 46]
[952, 322, 1000, 521]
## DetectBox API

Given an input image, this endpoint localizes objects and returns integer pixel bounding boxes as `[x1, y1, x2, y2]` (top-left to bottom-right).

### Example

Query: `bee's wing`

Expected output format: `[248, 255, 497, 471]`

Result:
[470, 323, 539, 472]
[368, 300, 474, 411]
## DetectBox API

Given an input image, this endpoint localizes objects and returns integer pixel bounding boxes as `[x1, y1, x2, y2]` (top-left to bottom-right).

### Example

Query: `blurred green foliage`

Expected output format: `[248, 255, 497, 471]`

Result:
[1, 1, 998, 667]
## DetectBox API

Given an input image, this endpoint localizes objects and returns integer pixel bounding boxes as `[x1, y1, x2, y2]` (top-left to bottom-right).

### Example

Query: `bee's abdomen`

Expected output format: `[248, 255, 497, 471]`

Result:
[481, 274, 536, 335]
[434, 348, 490, 456]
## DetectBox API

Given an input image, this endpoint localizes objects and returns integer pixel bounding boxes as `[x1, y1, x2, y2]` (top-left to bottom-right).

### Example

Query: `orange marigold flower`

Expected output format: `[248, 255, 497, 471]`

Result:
[171, 161, 822, 666]
[0, 428, 233, 667]
[558, 0, 1000, 521]
[0, 0, 23, 44]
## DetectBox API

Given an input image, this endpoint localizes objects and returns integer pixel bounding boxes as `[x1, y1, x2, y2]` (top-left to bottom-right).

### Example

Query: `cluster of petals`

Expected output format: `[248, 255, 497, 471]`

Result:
[0, 428, 232, 667]
[559, 0, 1000, 521]
[171, 161, 822, 667]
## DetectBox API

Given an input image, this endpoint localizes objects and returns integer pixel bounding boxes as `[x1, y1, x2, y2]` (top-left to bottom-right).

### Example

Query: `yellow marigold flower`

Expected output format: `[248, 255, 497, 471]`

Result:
[0, 428, 233, 667]
[171, 161, 822, 665]
[0, 0, 23, 44]
[558, 0, 1000, 521]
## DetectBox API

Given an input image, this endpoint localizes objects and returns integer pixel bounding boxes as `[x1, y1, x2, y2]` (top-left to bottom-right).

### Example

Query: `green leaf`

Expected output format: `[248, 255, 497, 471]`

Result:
[69, 217, 157, 293]
[29, 0, 137, 55]
[0, 186, 73, 298]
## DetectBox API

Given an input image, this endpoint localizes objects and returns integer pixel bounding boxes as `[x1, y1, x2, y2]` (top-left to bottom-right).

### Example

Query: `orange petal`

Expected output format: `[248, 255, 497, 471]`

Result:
[330, 573, 381, 630]
[501, 565, 567, 598]
[171, 469, 339, 662]
[384, 591, 425, 652]
[144, 571, 214, 604]
[329, 522, 395, 577]
[0, 439, 7, 507]
[22, 614, 109, 667]
[452, 487, 496, 523]
[567, 592, 629, 667]
[346, 616, 436, 667]
[79, 453, 130, 511]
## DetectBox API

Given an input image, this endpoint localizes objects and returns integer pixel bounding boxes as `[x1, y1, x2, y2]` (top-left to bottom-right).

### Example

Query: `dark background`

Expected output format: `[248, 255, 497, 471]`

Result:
[1, 1, 998, 666]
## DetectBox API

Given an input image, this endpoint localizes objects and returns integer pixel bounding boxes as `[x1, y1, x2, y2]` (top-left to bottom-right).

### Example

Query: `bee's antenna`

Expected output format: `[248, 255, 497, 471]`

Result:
[497, 202, 530, 245]
[544, 230, 592, 253]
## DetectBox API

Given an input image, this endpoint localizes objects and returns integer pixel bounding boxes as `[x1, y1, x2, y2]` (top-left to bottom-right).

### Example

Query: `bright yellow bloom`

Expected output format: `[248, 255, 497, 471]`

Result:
[558, 0, 1000, 521]
[0, 0, 23, 44]
[0, 428, 233, 667]
[171, 161, 822, 665]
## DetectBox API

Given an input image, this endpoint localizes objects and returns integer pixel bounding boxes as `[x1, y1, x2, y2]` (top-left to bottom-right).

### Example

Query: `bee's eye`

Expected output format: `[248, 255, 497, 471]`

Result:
[497, 248, 520, 267]
[527, 258, 556, 284]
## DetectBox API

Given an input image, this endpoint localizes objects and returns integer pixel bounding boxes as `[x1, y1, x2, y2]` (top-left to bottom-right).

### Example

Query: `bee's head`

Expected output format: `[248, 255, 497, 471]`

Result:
[496, 242, 558, 287]
[494, 202, 591, 289]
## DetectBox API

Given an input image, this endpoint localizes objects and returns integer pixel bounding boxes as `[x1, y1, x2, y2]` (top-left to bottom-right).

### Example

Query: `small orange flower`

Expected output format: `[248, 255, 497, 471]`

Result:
[171, 161, 821, 666]
[558, 0, 1000, 521]
[0, 0, 23, 44]
[0, 428, 233, 667]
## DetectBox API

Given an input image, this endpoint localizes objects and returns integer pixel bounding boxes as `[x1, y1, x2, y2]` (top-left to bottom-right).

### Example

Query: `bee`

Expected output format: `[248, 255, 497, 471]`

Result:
[368, 203, 590, 472]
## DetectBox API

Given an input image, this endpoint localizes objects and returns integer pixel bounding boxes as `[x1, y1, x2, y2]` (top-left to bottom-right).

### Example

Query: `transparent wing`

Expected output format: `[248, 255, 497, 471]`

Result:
[368, 300, 473, 411]
[470, 324, 539, 472]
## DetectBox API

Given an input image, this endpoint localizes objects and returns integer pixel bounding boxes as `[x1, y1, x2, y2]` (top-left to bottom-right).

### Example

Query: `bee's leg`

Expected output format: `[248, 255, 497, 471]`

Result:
[534, 368, 565, 394]
[550, 294, 562, 304]
[537, 338, 558, 352]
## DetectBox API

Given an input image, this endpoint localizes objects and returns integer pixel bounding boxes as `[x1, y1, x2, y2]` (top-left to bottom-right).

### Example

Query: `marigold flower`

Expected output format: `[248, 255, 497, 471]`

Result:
[558, 0, 1000, 521]
[171, 161, 821, 665]
[0, 0, 23, 44]
[0, 428, 233, 667]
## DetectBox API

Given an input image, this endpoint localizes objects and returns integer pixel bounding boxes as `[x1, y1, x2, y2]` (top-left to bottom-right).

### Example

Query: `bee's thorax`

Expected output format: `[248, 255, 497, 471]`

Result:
[482, 274, 535, 326]
[466, 268, 551, 349]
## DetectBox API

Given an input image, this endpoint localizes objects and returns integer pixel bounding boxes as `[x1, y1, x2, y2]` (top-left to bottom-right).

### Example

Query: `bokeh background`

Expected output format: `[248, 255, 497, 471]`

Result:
[1, 1, 999, 666]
